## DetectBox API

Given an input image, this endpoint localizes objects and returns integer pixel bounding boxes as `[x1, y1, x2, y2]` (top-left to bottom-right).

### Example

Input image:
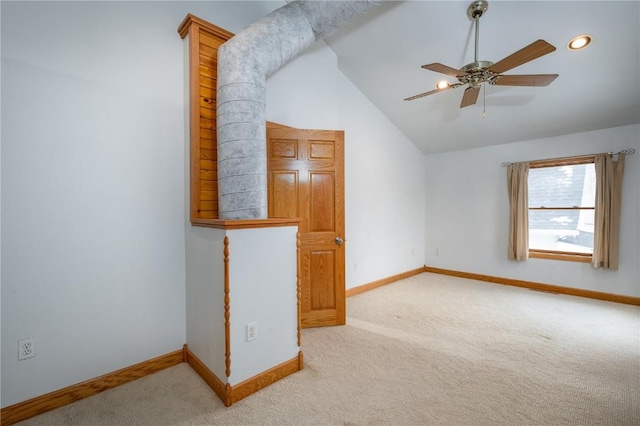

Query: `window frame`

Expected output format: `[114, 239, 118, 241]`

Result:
[528, 155, 595, 263]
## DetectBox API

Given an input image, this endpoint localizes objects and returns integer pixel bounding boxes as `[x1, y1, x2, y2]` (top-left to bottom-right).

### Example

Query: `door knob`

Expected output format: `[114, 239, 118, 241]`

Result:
[334, 236, 344, 246]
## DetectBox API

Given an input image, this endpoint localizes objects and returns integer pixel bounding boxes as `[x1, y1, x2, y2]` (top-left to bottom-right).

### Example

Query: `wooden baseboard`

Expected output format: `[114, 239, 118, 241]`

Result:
[0, 349, 184, 426]
[183, 345, 229, 405]
[345, 267, 425, 297]
[424, 266, 640, 306]
[185, 345, 303, 407]
[228, 351, 303, 405]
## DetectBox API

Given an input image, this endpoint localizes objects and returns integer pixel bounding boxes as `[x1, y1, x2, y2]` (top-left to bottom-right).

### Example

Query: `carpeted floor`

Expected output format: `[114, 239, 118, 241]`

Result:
[18, 273, 640, 425]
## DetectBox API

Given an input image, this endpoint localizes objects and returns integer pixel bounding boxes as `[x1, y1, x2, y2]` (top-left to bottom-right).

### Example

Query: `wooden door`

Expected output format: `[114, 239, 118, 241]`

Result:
[267, 126, 345, 328]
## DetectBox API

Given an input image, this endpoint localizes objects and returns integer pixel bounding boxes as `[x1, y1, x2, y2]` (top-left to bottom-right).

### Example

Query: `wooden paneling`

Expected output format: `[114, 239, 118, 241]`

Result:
[179, 14, 234, 222]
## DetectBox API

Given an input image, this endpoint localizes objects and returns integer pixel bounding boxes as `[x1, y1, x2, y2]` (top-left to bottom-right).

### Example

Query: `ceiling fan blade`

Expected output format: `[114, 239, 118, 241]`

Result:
[460, 86, 480, 108]
[404, 86, 451, 101]
[493, 74, 559, 86]
[488, 40, 556, 74]
[421, 63, 469, 77]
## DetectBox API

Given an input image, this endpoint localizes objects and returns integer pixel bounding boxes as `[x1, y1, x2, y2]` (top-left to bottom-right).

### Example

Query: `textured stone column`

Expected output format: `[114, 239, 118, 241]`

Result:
[217, 0, 379, 219]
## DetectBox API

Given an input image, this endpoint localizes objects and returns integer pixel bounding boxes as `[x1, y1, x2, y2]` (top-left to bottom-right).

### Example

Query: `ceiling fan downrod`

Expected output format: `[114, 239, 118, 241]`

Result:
[462, 1, 493, 85]
[468, 1, 488, 63]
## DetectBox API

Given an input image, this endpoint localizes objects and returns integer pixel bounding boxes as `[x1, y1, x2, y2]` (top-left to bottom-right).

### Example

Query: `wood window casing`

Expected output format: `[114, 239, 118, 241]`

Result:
[528, 155, 595, 263]
[178, 14, 234, 222]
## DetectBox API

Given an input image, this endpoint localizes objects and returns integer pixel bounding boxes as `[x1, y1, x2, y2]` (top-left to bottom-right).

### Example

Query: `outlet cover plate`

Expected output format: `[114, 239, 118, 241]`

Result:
[247, 322, 257, 342]
[19, 338, 36, 360]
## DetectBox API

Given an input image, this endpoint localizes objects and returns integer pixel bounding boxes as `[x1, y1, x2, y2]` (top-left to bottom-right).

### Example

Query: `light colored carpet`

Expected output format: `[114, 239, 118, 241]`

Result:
[18, 273, 640, 425]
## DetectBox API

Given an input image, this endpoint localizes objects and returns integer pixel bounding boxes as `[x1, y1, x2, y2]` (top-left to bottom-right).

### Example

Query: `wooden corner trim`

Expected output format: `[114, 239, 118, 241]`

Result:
[223, 236, 231, 378]
[228, 352, 303, 406]
[423, 266, 640, 306]
[0, 349, 183, 426]
[296, 231, 302, 347]
[178, 13, 234, 40]
[191, 218, 300, 229]
[345, 267, 425, 297]
[183, 345, 228, 405]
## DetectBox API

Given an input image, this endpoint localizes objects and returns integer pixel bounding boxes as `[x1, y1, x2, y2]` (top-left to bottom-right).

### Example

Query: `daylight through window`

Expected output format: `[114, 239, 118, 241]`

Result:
[528, 157, 595, 261]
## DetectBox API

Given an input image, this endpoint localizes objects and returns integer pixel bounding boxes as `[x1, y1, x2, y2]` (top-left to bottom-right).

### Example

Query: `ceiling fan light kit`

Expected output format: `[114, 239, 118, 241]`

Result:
[405, 0, 559, 108]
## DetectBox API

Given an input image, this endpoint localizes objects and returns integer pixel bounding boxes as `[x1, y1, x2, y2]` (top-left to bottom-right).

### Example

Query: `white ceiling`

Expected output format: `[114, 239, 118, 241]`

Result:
[323, 0, 640, 154]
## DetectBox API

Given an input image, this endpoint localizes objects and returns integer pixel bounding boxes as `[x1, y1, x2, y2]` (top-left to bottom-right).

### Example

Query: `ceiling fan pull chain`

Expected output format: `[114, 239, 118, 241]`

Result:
[482, 83, 487, 118]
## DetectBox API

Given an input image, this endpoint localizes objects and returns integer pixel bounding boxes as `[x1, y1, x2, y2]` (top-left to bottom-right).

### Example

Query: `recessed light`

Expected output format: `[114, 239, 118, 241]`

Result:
[567, 34, 592, 51]
[435, 80, 450, 90]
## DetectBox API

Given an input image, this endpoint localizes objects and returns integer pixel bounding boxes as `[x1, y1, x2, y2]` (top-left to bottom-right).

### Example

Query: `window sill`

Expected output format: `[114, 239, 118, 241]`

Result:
[529, 251, 592, 263]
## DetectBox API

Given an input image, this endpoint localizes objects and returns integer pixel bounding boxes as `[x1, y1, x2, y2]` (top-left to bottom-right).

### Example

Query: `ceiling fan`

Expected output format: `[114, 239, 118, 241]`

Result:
[405, 0, 559, 108]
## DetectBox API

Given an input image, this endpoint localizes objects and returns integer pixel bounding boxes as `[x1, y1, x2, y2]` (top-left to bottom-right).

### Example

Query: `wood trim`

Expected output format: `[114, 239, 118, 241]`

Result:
[191, 218, 299, 229]
[529, 155, 595, 168]
[178, 14, 234, 40]
[423, 266, 640, 306]
[345, 267, 426, 297]
[228, 352, 303, 405]
[529, 207, 594, 211]
[0, 350, 183, 426]
[296, 231, 302, 347]
[183, 345, 228, 405]
[179, 14, 235, 222]
[529, 250, 592, 263]
[223, 236, 231, 379]
[188, 21, 202, 222]
[266, 121, 297, 130]
[184, 347, 302, 408]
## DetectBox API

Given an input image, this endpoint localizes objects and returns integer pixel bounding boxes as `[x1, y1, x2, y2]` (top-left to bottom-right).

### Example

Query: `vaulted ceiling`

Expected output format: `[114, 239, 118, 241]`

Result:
[321, 1, 640, 154]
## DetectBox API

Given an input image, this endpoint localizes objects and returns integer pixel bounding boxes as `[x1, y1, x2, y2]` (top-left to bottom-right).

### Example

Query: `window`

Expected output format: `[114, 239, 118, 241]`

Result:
[527, 156, 595, 262]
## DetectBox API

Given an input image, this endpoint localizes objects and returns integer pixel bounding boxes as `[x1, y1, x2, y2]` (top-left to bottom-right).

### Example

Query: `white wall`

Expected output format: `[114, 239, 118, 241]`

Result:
[267, 42, 427, 290]
[184, 226, 227, 381]
[227, 227, 298, 385]
[424, 124, 640, 297]
[0, 0, 283, 408]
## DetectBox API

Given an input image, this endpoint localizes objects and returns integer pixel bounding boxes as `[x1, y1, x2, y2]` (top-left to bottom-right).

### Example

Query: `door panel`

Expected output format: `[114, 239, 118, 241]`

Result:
[309, 172, 335, 232]
[270, 171, 299, 218]
[267, 126, 345, 328]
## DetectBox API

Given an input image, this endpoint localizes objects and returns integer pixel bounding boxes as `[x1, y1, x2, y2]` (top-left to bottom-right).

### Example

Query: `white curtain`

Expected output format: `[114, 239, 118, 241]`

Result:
[507, 162, 529, 261]
[592, 153, 626, 270]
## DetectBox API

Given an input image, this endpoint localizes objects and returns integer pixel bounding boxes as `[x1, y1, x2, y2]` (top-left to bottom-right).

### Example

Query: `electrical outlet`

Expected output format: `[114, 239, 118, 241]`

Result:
[18, 338, 36, 360]
[247, 322, 257, 342]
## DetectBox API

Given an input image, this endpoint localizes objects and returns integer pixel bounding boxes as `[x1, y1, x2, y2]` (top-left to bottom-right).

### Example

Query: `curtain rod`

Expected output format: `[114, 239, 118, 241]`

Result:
[501, 148, 636, 167]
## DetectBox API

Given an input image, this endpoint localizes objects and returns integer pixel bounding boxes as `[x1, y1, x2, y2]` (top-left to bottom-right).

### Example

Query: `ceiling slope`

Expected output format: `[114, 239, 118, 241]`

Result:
[324, 1, 640, 154]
